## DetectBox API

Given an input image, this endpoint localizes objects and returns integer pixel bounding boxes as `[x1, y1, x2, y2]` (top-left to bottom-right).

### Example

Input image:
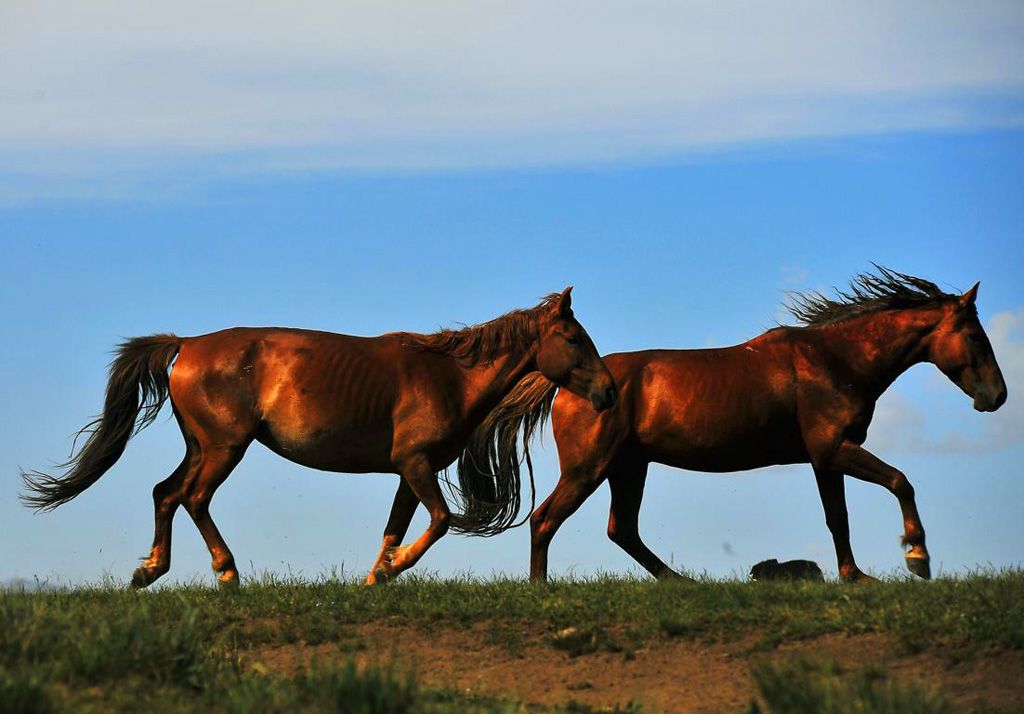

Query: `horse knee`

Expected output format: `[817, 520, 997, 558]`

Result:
[531, 510, 553, 544]
[530, 505, 545, 530]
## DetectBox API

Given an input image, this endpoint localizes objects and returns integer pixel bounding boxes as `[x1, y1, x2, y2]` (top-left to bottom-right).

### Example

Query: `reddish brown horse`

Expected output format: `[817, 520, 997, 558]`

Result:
[22, 288, 616, 588]
[462, 269, 1006, 582]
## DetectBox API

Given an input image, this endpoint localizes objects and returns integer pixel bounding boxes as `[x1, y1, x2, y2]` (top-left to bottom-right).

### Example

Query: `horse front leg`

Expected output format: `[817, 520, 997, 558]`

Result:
[365, 478, 419, 585]
[830, 441, 930, 579]
[372, 456, 450, 580]
[812, 467, 874, 582]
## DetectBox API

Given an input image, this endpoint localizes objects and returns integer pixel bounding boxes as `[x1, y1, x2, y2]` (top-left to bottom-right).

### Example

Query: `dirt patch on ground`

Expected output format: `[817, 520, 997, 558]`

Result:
[251, 622, 1024, 712]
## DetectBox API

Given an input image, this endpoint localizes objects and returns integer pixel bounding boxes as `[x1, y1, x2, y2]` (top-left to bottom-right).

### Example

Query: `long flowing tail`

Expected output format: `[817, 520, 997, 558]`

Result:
[21, 334, 182, 512]
[445, 372, 559, 536]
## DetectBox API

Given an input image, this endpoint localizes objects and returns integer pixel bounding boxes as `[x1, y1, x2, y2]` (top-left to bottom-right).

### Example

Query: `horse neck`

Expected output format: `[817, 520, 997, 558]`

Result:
[818, 308, 941, 398]
[455, 344, 538, 424]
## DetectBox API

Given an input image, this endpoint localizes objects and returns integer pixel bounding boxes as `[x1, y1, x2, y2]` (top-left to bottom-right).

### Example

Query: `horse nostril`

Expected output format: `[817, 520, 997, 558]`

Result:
[605, 385, 618, 406]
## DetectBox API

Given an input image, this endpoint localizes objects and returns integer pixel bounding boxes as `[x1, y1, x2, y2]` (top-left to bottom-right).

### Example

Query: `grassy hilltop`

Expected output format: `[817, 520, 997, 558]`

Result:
[2, 570, 1023, 713]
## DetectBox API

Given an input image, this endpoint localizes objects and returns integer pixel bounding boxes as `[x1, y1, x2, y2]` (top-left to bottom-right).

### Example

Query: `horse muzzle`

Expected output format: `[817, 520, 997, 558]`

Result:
[973, 386, 1007, 412]
[589, 383, 618, 412]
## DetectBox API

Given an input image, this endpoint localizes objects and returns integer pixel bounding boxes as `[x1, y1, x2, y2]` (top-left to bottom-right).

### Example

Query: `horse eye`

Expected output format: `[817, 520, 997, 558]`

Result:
[566, 336, 583, 346]
[968, 333, 983, 343]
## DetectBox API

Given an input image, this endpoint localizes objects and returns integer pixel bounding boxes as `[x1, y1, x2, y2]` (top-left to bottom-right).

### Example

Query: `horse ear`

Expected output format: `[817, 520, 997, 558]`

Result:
[556, 286, 574, 317]
[959, 282, 980, 308]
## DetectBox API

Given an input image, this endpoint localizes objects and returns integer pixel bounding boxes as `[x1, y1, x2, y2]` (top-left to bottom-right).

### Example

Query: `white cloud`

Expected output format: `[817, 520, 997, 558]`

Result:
[2, 1, 1023, 199]
[780, 265, 810, 286]
[866, 390, 930, 452]
[982, 310, 1024, 448]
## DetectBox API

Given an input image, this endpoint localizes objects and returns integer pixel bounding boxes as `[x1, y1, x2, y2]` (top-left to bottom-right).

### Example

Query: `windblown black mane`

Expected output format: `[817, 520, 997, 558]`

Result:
[786, 265, 955, 327]
[405, 293, 560, 365]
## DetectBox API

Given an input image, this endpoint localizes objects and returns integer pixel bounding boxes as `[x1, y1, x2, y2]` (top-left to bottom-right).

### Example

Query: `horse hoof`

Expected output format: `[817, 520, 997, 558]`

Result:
[369, 566, 394, 585]
[842, 569, 878, 584]
[906, 556, 931, 580]
[131, 566, 153, 590]
[217, 573, 240, 589]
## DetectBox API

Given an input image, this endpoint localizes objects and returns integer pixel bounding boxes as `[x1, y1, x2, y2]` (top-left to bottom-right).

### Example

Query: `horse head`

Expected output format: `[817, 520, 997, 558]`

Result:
[926, 282, 1007, 412]
[535, 287, 617, 411]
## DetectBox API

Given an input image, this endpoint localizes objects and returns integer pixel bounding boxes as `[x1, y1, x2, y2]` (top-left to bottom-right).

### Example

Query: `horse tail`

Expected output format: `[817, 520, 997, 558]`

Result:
[21, 334, 182, 512]
[446, 372, 559, 536]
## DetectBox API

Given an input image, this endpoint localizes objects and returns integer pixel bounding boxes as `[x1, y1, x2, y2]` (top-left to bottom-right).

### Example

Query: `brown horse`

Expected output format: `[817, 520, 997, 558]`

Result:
[22, 288, 617, 588]
[462, 269, 1006, 582]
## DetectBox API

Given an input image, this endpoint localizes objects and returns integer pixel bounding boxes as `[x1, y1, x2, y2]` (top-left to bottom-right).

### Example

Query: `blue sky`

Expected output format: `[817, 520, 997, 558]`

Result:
[1, 2, 1022, 586]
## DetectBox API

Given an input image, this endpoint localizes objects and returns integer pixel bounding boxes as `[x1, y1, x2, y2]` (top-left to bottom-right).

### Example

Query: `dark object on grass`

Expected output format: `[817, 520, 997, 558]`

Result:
[750, 559, 825, 582]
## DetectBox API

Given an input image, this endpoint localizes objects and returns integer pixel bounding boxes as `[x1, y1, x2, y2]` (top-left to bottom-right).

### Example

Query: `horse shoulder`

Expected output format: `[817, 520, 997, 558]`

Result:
[386, 347, 469, 466]
[788, 331, 878, 456]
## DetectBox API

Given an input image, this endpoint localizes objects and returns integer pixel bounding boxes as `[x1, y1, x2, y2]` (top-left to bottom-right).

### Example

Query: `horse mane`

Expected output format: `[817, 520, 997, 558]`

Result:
[444, 372, 559, 536]
[403, 293, 561, 365]
[786, 265, 956, 327]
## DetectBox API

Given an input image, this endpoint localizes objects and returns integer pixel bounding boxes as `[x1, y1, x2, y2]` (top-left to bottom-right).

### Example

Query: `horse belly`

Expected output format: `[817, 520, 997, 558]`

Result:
[644, 404, 807, 472]
[252, 334, 402, 473]
[653, 430, 808, 472]
[256, 418, 395, 473]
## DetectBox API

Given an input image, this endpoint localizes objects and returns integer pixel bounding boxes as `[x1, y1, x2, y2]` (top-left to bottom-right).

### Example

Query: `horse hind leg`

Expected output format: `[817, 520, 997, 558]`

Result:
[131, 451, 195, 589]
[180, 442, 250, 587]
[607, 461, 687, 580]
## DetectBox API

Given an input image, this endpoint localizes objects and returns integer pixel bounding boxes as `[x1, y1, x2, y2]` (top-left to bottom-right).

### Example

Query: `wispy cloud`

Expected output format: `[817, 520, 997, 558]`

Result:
[780, 265, 810, 287]
[866, 390, 930, 453]
[2, 2, 1023, 200]
[979, 310, 1024, 449]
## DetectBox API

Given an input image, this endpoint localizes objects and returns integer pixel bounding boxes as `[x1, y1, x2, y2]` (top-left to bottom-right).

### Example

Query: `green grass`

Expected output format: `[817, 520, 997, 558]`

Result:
[749, 656, 952, 714]
[1, 569, 1021, 712]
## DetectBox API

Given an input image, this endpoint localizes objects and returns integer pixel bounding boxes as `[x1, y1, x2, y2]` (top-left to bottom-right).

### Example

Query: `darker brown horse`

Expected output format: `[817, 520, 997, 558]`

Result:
[22, 288, 616, 587]
[462, 269, 1006, 582]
